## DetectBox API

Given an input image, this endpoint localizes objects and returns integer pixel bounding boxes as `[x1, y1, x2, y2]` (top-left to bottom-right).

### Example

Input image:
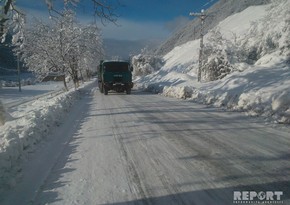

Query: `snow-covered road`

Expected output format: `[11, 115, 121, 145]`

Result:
[1, 86, 290, 205]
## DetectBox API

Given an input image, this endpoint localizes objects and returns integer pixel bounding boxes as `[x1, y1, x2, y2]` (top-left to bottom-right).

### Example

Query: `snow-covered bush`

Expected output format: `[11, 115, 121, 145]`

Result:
[131, 47, 164, 77]
[202, 57, 234, 81]
[240, 0, 290, 63]
[202, 28, 237, 81]
[201, 0, 290, 82]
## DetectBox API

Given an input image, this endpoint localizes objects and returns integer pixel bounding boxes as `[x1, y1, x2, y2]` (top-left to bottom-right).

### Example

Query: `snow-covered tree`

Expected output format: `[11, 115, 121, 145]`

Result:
[200, 0, 290, 82]
[131, 47, 164, 77]
[0, 1, 25, 125]
[22, 19, 60, 80]
[0, 0, 109, 124]
[0, 0, 25, 45]
[1, 0, 118, 43]
[22, 10, 104, 90]
[202, 28, 237, 81]
[77, 24, 104, 81]
[239, 0, 290, 63]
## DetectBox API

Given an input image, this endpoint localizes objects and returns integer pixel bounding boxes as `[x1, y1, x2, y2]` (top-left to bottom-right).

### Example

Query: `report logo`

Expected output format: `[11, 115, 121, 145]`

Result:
[233, 191, 283, 204]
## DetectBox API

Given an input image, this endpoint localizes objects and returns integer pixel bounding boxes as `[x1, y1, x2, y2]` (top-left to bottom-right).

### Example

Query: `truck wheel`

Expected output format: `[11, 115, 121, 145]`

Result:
[126, 88, 131, 95]
[103, 84, 108, 95]
[99, 83, 104, 93]
[104, 87, 108, 95]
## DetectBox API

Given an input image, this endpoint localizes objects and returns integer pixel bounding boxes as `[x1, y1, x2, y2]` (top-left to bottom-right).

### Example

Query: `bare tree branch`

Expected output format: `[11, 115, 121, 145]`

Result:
[45, 0, 120, 24]
[3, 0, 13, 15]
[91, 0, 120, 24]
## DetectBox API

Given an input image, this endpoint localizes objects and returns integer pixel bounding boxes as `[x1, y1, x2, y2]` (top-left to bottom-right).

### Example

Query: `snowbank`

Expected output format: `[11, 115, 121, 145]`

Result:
[162, 57, 290, 124]
[137, 53, 290, 124]
[0, 82, 91, 189]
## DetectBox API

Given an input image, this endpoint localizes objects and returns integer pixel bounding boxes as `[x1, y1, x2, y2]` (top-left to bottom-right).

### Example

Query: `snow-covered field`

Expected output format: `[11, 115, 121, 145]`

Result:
[0, 81, 64, 106]
[135, 2, 290, 124]
[0, 80, 94, 189]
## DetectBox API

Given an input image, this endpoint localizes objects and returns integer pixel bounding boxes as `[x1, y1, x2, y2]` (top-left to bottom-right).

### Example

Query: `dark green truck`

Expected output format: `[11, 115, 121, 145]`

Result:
[98, 60, 133, 95]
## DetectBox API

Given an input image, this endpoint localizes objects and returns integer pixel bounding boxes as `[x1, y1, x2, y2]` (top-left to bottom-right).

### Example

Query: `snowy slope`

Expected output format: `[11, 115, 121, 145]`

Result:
[216, 5, 268, 40]
[155, 0, 271, 56]
[136, 1, 290, 124]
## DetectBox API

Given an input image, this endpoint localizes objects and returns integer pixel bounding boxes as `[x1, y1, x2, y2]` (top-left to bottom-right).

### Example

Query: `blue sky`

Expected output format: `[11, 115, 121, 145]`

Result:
[117, 0, 216, 22]
[17, 0, 218, 40]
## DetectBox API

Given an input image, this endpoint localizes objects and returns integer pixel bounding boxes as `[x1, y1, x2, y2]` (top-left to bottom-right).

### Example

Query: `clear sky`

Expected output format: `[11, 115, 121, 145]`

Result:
[17, 0, 218, 41]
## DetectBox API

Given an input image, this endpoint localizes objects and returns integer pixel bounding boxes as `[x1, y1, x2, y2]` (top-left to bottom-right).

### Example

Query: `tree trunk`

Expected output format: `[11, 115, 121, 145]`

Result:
[63, 75, 68, 91]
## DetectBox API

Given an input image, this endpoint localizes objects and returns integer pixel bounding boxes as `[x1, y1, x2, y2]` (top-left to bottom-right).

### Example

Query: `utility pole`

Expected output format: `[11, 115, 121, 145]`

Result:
[190, 9, 207, 82]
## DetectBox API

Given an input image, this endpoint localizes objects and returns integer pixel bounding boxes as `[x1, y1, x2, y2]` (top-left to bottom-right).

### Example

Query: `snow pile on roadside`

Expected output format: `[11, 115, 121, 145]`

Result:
[135, 1, 290, 124]
[161, 55, 290, 124]
[138, 53, 290, 124]
[0, 86, 82, 188]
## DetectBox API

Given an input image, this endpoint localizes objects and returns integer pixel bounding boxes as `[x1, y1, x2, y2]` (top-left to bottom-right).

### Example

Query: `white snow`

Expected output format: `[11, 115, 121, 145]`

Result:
[0, 0, 289, 202]
[0, 81, 64, 105]
[135, 2, 290, 124]
[216, 5, 269, 40]
[1, 85, 289, 205]
[0, 80, 94, 188]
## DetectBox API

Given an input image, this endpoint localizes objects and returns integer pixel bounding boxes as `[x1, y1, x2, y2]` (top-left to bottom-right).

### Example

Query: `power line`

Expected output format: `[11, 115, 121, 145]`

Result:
[203, 0, 216, 8]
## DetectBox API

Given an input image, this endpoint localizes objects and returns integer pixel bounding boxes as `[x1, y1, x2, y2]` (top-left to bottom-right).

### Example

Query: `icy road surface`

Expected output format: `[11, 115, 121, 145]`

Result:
[2, 87, 290, 205]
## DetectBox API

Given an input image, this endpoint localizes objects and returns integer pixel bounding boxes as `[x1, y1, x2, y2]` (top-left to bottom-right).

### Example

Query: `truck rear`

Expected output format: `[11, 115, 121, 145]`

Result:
[98, 61, 133, 95]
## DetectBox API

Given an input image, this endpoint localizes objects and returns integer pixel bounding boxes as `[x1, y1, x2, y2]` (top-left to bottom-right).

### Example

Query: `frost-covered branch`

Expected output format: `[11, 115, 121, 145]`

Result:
[1, 0, 119, 44]
[91, 0, 119, 24]
[0, 0, 25, 43]
[132, 47, 164, 77]
[22, 11, 104, 90]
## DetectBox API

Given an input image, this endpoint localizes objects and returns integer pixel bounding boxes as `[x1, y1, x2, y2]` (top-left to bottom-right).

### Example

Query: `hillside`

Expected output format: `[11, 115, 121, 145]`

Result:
[135, 0, 290, 124]
[155, 0, 271, 56]
[103, 38, 161, 60]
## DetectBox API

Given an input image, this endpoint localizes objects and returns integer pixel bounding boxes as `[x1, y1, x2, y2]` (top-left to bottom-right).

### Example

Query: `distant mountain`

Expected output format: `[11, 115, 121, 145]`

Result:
[103, 38, 162, 60]
[155, 0, 271, 56]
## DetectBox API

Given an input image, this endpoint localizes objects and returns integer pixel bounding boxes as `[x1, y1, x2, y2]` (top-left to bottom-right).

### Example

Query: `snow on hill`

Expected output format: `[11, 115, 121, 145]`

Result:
[135, 0, 290, 124]
[155, 0, 271, 56]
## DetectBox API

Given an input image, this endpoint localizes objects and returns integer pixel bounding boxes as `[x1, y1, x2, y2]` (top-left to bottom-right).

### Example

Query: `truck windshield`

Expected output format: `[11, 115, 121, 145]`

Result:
[103, 62, 129, 72]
